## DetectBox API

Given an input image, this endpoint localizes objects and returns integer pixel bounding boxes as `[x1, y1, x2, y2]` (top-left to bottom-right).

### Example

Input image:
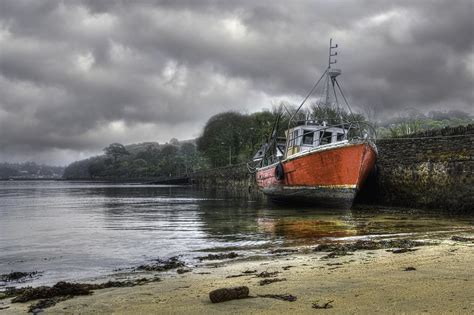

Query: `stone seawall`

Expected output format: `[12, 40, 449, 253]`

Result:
[189, 125, 473, 212]
[190, 164, 263, 199]
[357, 124, 473, 212]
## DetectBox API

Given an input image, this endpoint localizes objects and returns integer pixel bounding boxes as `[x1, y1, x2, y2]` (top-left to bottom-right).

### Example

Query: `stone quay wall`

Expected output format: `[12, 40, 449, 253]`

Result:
[358, 124, 473, 212]
[189, 125, 473, 212]
[190, 164, 263, 200]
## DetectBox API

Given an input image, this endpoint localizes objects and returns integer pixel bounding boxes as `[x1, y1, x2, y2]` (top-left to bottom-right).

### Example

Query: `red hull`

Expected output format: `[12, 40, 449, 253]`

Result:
[256, 142, 376, 204]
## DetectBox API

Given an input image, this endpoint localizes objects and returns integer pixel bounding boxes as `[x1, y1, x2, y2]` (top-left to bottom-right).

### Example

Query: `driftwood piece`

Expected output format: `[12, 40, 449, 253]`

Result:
[259, 278, 286, 286]
[451, 236, 474, 242]
[257, 294, 297, 302]
[312, 300, 334, 309]
[390, 248, 417, 254]
[209, 286, 249, 303]
[255, 271, 279, 278]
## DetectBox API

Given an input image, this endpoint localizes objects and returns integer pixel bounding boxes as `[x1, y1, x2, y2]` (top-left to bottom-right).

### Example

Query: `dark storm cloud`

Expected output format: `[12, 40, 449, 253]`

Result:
[0, 0, 472, 164]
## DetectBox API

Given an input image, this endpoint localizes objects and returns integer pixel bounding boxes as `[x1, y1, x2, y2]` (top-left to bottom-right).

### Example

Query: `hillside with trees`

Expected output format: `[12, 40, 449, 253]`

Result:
[62, 107, 473, 180]
[376, 109, 473, 138]
[0, 162, 64, 179]
[63, 140, 206, 180]
[62, 109, 282, 179]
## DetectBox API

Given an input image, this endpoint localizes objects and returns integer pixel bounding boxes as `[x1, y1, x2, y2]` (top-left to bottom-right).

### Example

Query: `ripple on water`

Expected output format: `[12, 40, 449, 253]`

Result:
[0, 180, 473, 287]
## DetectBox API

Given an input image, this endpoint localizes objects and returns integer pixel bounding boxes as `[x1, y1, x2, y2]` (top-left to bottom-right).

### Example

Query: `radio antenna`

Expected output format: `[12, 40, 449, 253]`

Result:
[328, 38, 338, 68]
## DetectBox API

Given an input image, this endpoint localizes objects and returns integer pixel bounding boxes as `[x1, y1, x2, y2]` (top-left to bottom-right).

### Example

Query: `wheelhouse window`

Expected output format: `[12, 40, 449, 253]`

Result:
[302, 130, 314, 145]
[320, 131, 332, 145]
[337, 133, 345, 141]
[291, 129, 300, 146]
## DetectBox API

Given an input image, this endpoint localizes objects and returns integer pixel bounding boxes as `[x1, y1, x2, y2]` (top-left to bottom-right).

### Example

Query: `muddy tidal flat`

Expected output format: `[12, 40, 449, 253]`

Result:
[2, 234, 473, 314]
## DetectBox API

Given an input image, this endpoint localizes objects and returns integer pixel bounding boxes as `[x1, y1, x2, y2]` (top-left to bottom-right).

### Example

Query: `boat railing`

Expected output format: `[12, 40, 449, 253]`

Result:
[284, 120, 377, 158]
[351, 121, 377, 142]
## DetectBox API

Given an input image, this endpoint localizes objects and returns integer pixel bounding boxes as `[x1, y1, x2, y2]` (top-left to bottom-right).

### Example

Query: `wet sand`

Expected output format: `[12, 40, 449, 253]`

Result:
[2, 237, 473, 314]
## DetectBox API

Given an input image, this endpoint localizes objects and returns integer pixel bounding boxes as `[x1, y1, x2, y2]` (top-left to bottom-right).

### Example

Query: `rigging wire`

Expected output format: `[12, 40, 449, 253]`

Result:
[288, 68, 328, 126]
[334, 78, 360, 136]
[284, 68, 329, 159]
[334, 78, 354, 118]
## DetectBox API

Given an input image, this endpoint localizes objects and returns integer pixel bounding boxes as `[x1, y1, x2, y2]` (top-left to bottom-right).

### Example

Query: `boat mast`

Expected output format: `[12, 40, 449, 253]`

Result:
[325, 38, 338, 106]
[328, 38, 338, 69]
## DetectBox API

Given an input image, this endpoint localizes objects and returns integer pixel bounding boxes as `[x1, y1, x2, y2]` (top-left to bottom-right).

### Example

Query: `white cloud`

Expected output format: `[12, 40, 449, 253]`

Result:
[221, 16, 247, 40]
[75, 51, 95, 72]
[0, 0, 471, 165]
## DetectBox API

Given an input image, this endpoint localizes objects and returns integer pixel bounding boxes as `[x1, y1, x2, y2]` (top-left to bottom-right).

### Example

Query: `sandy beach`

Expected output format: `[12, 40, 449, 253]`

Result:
[1, 235, 473, 315]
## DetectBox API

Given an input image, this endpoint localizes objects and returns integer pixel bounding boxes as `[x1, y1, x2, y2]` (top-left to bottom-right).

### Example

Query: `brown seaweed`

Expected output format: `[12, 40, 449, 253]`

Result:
[196, 252, 239, 261]
[259, 278, 286, 286]
[136, 256, 185, 272]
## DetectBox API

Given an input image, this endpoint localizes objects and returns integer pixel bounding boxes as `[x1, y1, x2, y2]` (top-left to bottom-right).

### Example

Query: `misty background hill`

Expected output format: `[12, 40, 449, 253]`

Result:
[0, 162, 64, 179]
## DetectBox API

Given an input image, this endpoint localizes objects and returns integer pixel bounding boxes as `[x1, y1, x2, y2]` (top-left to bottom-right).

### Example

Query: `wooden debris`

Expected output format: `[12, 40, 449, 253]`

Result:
[257, 294, 297, 302]
[312, 300, 334, 309]
[242, 270, 257, 274]
[259, 278, 286, 286]
[451, 236, 474, 242]
[209, 286, 249, 303]
[226, 274, 246, 278]
[390, 248, 418, 254]
[255, 271, 279, 278]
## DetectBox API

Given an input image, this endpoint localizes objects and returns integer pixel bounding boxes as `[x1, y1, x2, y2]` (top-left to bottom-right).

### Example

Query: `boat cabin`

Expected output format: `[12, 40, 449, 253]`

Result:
[285, 122, 348, 157]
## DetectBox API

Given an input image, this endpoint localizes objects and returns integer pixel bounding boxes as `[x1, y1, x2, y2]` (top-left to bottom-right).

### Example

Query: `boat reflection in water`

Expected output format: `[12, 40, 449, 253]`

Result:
[255, 209, 359, 243]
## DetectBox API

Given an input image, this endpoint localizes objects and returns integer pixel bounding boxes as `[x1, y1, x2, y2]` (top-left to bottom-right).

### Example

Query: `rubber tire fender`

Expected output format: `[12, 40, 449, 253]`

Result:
[275, 162, 285, 181]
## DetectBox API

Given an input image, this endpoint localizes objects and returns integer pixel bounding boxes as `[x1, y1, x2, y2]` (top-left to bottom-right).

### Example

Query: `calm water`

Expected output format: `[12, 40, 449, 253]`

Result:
[0, 181, 472, 287]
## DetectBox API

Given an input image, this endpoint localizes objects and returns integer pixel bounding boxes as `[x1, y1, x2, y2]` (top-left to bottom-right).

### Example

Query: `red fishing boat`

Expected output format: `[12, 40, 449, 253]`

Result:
[253, 39, 377, 206]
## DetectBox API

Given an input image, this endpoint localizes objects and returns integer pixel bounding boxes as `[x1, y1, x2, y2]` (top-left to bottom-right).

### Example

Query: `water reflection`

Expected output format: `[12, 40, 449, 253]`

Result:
[0, 181, 472, 288]
[256, 217, 358, 241]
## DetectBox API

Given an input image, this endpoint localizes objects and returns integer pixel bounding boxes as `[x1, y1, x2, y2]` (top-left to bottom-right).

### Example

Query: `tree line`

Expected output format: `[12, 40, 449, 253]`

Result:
[0, 162, 64, 179]
[62, 107, 473, 179]
[376, 109, 473, 138]
[63, 140, 206, 179]
[62, 109, 282, 179]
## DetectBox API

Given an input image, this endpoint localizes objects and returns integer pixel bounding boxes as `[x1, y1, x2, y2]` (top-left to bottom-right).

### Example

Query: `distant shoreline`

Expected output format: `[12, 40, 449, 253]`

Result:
[0, 178, 64, 181]
[0, 177, 193, 184]
[0, 178, 149, 182]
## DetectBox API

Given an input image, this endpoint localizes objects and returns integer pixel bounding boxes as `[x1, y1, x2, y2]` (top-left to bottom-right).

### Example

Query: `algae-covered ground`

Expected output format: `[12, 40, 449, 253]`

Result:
[1, 234, 473, 314]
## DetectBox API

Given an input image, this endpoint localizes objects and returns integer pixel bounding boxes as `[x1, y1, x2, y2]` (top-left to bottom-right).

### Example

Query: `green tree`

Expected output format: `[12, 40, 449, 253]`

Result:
[159, 144, 179, 176]
[104, 143, 130, 163]
[197, 112, 250, 167]
[197, 110, 283, 166]
[88, 159, 106, 179]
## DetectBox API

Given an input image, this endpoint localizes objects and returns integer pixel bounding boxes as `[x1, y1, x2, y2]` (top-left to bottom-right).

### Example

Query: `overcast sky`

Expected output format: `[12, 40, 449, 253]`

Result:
[0, 0, 472, 165]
